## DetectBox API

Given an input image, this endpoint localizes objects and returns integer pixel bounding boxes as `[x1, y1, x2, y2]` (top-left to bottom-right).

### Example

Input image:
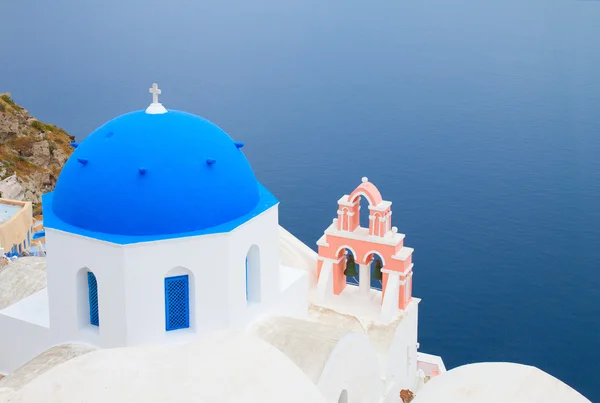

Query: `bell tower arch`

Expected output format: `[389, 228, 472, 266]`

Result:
[316, 178, 414, 319]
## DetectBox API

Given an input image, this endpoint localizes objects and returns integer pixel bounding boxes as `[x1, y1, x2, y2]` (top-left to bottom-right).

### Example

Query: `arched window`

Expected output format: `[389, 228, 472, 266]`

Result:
[341, 207, 349, 231]
[372, 212, 382, 236]
[245, 257, 249, 300]
[165, 274, 190, 331]
[246, 245, 261, 303]
[362, 252, 385, 291]
[338, 389, 348, 403]
[87, 271, 99, 326]
[344, 248, 359, 286]
[359, 196, 370, 228]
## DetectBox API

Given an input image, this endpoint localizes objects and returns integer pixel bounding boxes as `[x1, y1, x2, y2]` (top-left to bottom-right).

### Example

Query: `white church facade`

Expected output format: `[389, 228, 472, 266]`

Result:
[43, 202, 308, 349]
[1, 85, 308, 363]
[0, 85, 588, 403]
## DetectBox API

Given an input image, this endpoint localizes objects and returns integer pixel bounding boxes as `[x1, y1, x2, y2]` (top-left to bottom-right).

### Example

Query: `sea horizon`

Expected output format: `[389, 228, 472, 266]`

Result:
[1, 0, 599, 399]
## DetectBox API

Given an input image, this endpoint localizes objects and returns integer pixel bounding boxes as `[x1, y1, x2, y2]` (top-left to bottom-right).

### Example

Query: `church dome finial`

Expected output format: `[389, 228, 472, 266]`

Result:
[146, 83, 168, 115]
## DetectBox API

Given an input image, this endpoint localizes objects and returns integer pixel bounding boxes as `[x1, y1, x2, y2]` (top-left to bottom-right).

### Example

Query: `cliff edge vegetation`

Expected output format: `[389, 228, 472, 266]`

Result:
[0, 93, 74, 214]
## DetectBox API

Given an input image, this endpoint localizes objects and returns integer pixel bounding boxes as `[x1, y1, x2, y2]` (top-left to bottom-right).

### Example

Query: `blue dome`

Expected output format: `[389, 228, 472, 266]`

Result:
[51, 110, 262, 237]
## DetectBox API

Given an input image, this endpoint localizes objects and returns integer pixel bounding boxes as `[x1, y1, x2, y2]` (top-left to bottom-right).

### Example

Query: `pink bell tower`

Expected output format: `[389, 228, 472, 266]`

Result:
[316, 178, 414, 314]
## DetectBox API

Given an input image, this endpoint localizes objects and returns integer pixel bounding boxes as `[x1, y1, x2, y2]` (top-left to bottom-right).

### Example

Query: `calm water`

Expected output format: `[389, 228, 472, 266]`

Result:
[2, 0, 600, 399]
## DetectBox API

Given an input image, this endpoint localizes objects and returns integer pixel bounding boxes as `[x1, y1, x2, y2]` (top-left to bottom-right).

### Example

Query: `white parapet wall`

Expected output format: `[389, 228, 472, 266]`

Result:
[0, 314, 51, 374]
[275, 265, 309, 320]
[278, 225, 318, 284]
[381, 299, 420, 392]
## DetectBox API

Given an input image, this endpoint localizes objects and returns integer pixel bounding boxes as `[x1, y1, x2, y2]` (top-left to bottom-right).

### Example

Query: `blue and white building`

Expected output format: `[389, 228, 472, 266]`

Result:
[0, 85, 308, 365]
[0, 85, 463, 403]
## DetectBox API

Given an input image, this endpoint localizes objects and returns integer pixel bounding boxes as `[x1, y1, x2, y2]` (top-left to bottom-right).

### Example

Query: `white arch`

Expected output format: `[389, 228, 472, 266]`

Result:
[362, 250, 386, 266]
[349, 191, 375, 207]
[76, 266, 97, 329]
[338, 390, 348, 403]
[164, 266, 195, 286]
[246, 245, 261, 303]
[334, 245, 358, 260]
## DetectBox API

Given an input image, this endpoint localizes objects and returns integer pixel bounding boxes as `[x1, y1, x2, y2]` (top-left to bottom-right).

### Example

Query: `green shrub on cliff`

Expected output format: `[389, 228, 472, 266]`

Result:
[1, 94, 22, 111]
[31, 120, 45, 131]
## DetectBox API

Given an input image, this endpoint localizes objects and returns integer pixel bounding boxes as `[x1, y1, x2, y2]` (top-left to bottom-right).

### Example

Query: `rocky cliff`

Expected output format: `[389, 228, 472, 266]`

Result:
[0, 93, 74, 214]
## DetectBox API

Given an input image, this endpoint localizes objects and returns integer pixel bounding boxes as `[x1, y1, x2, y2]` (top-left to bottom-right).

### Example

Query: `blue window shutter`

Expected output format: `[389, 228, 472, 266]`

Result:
[88, 271, 99, 326]
[165, 275, 190, 331]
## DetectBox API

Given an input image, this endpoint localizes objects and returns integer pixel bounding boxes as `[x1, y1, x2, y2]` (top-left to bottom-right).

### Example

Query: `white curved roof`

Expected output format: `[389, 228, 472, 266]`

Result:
[248, 316, 352, 383]
[1, 331, 327, 403]
[0, 344, 95, 391]
[413, 362, 590, 403]
[248, 316, 381, 403]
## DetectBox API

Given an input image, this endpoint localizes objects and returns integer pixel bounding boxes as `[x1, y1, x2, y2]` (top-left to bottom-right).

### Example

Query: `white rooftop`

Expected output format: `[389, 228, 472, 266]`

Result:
[0, 331, 328, 403]
[413, 362, 590, 403]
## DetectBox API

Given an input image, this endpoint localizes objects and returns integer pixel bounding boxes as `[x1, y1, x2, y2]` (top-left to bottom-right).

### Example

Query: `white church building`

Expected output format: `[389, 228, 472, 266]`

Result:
[0, 85, 589, 403]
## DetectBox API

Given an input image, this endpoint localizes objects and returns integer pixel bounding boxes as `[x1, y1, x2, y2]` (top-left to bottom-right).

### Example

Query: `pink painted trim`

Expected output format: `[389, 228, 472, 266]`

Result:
[333, 259, 347, 295]
[334, 245, 358, 260]
[317, 259, 323, 279]
[364, 250, 386, 266]
[316, 178, 415, 310]
[349, 182, 383, 206]
[382, 272, 389, 301]
[322, 234, 403, 268]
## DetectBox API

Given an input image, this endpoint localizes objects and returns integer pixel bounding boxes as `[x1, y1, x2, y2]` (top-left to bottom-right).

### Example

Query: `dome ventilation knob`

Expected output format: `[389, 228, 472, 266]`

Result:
[77, 158, 88, 165]
[206, 159, 216, 166]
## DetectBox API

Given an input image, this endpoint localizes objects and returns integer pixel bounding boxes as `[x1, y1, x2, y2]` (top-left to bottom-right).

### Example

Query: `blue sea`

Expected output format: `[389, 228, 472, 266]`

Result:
[1, 0, 599, 399]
